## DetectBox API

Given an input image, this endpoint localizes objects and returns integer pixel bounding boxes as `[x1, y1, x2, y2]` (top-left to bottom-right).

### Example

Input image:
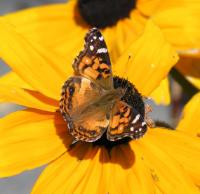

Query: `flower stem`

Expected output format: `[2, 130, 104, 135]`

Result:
[170, 67, 199, 98]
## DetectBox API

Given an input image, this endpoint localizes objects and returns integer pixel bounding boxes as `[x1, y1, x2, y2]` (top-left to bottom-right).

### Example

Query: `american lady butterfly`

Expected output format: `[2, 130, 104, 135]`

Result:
[60, 28, 152, 142]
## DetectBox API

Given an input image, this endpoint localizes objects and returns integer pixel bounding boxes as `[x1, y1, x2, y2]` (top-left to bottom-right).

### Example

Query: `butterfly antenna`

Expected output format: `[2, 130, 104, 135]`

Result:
[122, 55, 132, 79]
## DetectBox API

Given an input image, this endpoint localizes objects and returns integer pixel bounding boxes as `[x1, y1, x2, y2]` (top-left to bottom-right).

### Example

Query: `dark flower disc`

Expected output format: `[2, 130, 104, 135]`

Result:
[78, 0, 136, 28]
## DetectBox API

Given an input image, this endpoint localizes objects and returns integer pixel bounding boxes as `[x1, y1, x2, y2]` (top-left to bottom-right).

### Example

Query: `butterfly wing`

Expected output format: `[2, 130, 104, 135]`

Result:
[60, 76, 111, 142]
[73, 28, 113, 90]
[107, 101, 147, 141]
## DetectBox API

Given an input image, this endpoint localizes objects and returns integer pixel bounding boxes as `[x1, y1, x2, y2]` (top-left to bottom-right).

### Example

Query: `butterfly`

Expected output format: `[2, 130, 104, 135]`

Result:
[60, 28, 148, 142]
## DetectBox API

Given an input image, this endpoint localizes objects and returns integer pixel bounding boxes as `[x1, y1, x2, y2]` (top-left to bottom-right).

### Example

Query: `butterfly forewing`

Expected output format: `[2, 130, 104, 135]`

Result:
[60, 76, 111, 142]
[73, 28, 113, 90]
[107, 101, 147, 141]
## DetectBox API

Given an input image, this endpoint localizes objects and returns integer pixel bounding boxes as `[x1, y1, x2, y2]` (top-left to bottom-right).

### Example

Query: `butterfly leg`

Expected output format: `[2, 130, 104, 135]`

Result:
[145, 118, 155, 128]
[145, 104, 152, 114]
[142, 96, 152, 101]
[144, 104, 155, 128]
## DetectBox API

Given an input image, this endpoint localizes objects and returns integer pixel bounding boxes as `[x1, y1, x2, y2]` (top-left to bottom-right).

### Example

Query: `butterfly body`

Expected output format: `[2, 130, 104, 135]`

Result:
[60, 28, 147, 142]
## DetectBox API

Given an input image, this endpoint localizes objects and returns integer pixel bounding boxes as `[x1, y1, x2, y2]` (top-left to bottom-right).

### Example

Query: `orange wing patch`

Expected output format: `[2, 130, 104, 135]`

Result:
[107, 101, 147, 141]
[76, 55, 111, 81]
[109, 101, 131, 136]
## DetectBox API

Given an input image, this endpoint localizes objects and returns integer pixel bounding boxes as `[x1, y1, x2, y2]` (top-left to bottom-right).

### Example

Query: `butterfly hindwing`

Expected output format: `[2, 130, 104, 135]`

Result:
[107, 101, 147, 141]
[73, 28, 113, 90]
[60, 76, 111, 142]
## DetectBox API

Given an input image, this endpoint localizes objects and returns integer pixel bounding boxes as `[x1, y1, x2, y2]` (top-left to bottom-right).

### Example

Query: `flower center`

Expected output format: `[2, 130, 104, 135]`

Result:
[93, 76, 145, 150]
[78, 0, 136, 28]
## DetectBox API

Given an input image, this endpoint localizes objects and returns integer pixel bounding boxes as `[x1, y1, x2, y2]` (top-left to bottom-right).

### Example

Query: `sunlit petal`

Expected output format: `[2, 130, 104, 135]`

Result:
[0, 109, 71, 177]
[0, 71, 32, 89]
[132, 131, 200, 193]
[31, 144, 96, 194]
[152, 5, 200, 51]
[146, 128, 200, 186]
[150, 78, 170, 104]
[0, 18, 72, 100]
[114, 20, 178, 96]
[0, 84, 58, 112]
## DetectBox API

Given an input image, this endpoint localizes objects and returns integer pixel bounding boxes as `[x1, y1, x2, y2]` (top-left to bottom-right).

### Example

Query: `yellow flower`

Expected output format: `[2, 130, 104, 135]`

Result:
[0, 18, 199, 193]
[177, 92, 200, 137]
[2, 0, 200, 104]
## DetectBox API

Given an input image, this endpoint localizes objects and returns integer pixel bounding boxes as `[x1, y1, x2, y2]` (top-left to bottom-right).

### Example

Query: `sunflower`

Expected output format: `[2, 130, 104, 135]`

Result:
[2, 0, 200, 104]
[0, 17, 200, 193]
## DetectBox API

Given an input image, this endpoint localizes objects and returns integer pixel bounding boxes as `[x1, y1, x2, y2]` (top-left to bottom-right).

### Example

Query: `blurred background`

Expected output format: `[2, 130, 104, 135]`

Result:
[0, 1, 181, 194]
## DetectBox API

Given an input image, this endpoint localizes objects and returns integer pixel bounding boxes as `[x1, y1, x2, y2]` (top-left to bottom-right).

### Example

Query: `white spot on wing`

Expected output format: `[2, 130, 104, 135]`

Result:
[142, 122, 146, 126]
[93, 36, 97, 40]
[97, 48, 107, 54]
[90, 45, 94, 51]
[99, 36, 104, 41]
[132, 114, 140, 124]
[130, 127, 134, 131]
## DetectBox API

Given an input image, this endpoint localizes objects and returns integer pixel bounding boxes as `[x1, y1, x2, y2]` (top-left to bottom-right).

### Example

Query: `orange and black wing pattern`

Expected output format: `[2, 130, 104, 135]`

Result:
[60, 76, 110, 142]
[107, 101, 147, 141]
[73, 28, 113, 90]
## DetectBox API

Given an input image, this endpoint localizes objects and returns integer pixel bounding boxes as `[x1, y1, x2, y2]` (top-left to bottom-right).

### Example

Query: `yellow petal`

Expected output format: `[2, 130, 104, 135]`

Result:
[152, 5, 200, 51]
[97, 147, 114, 194]
[186, 76, 200, 89]
[132, 130, 200, 193]
[137, 0, 164, 16]
[0, 18, 72, 100]
[32, 144, 97, 194]
[146, 128, 200, 186]
[0, 71, 32, 89]
[54, 26, 88, 61]
[4, 1, 78, 48]
[114, 20, 178, 96]
[110, 146, 138, 193]
[176, 55, 200, 77]
[175, 55, 200, 89]
[4, 0, 89, 62]
[137, 0, 199, 16]
[0, 71, 58, 111]
[177, 93, 200, 137]
[0, 84, 58, 112]
[72, 147, 102, 194]
[106, 10, 146, 64]
[0, 109, 71, 177]
[32, 143, 156, 194]
[150, 78, 170, 104]
[110, 144, 155, 194]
